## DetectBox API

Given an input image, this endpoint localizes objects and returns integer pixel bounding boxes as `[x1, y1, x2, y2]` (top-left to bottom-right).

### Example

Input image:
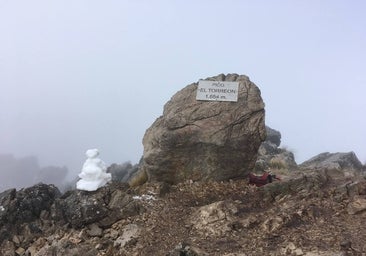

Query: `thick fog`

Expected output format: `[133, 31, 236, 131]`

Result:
[0, 154, 68, 192]
[1, 1, 365, 191]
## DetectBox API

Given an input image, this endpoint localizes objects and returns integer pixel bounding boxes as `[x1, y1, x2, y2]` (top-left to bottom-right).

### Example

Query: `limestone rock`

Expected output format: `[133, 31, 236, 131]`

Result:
[255, 126, 297, 172]
[15, 247, 25, 255]
[347, 196, 366, 215]
[140, 73, 266, 184]
[114, 224, 140, 248]
[191, 200, 238, 236]
[300, 152, 363, 172]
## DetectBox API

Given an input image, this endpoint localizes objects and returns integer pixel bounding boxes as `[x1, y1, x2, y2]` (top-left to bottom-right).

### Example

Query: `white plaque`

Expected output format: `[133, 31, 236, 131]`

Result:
[196, 80, 239, 102]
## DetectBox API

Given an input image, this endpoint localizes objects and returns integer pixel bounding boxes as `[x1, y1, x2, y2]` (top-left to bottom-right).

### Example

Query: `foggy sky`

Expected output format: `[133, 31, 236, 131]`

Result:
[1, 1, 365, 184]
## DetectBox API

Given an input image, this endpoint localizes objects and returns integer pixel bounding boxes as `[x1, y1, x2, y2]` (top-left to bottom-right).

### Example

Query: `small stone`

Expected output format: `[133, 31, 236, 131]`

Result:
[78, 229, 87, 238]
[287, 242, 296, 251]
[340, 240, 352, 250]
[39, 210, 49, 220]
[108, 229, 119, 239]
[69, 236, 82, 244]
[15, 247, 25, 256]
[12, 235, 21, 245]
[114, 224, 140, 248]
[304, 253, 320, 256]
[294, 248, 304, 255]
[87, 223, 103, 237]
[25, 246, 37, 256]
[347, 197, 366, 215]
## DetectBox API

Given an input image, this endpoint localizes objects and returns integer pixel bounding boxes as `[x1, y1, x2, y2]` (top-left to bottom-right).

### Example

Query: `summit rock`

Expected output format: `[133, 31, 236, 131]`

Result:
[139, 73, 266, 184]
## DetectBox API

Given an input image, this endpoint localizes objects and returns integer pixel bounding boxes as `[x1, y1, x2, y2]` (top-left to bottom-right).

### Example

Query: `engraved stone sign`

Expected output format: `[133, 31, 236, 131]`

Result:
[196, 80, 239, 102]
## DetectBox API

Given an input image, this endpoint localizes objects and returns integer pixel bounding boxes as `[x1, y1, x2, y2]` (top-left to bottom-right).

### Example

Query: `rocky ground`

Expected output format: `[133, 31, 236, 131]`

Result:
[1, 168, 366, 256]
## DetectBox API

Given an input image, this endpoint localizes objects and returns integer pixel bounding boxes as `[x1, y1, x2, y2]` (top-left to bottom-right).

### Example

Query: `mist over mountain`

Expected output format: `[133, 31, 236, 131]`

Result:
[0, 154, 69, 192]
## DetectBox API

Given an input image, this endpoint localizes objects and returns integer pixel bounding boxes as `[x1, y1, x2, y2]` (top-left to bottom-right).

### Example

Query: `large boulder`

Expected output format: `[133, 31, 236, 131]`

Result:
[300, 152, 363, 172]
[139, 73, 266, 184]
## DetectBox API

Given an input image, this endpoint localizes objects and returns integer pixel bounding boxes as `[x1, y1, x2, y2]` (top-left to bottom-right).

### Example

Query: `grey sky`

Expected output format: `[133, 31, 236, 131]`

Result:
[1, 1, 365, 180]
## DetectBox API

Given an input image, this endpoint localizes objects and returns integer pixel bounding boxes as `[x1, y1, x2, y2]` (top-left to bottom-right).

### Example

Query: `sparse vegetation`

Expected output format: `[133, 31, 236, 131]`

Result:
[269, 157, 288, 170]
[129, 169, 148, 187]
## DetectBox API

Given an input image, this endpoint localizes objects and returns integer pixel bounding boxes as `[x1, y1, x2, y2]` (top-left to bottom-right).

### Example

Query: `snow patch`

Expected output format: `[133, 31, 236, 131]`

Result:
[133, 191, 157, 201]
[132, 194, 156, 201]
[0, 206, 4, 212]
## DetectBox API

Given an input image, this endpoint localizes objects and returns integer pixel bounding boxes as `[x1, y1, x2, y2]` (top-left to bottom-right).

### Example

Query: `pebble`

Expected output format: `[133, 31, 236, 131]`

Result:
[15, 247, 25, 256]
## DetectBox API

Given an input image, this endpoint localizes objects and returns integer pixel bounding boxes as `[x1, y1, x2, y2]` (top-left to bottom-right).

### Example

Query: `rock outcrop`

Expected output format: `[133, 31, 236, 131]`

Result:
[2, 168, 366, 255]
[0, 184, 60, 226]
[0, 184, 61, 247]
[265, 126, 281, 147]
[300, 152, 363, 172]
[54, 184, 143, 228]
[0, 182, 143, 248]
[139, 73, 266, 184]
[255, 126, 297, 172]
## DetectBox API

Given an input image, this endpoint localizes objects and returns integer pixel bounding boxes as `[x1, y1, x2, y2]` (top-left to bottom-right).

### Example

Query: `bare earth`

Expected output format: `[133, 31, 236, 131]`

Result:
[118, 171, 366, 256]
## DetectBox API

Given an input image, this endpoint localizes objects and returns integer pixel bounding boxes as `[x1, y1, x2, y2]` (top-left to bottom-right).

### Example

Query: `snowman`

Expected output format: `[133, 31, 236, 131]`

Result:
[76, 149, 112, 191]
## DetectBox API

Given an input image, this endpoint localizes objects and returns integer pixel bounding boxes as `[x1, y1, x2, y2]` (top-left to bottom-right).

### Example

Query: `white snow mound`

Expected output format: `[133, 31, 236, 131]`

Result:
[76, 148, 112, 191]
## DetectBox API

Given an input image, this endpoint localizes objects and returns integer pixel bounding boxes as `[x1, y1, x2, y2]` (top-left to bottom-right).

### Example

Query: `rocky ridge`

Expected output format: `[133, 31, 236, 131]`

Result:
[300, 152, 363, 172]
[1, 167, 366, 255]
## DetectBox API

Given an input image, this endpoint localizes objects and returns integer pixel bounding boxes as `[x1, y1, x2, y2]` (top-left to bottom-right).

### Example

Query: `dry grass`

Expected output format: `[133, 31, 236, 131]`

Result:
[269, 158, 288, 170]
[268, 158, 291, 177]
[129, 169, 148, 187]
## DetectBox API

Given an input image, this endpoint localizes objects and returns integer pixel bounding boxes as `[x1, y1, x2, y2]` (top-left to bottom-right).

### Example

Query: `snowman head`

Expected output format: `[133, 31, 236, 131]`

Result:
[85, 148, 99, 159]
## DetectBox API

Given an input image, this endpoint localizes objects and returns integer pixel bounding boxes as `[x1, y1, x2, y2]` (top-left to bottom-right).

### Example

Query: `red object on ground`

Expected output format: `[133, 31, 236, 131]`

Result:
[248, 172, 277, 187]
